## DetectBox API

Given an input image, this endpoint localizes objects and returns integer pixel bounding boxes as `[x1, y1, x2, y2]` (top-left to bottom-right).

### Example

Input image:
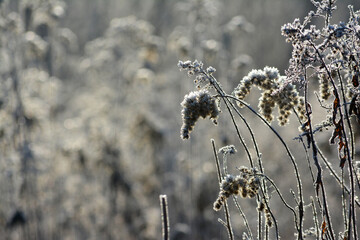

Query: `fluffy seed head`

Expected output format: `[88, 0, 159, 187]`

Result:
[180, 89, 219, 139]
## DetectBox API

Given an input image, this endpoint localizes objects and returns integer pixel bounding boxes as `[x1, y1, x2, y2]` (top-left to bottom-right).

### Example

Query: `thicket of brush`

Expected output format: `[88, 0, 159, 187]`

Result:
[0, 0, 359, 239]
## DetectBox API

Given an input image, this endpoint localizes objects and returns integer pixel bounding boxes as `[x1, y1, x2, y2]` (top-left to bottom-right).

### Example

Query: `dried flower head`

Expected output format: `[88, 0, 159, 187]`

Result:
[180, 89, 219, 139]
[257, 201, 265, 212]
[213, 167, 260, 211]
[234, 67, 300, 125]
[219, 145, 237, 155]
[318, 72, 331, 100]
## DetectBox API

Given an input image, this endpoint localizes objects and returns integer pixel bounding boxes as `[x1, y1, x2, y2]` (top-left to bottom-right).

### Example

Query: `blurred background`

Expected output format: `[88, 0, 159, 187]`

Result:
[0, 0, 359, 239]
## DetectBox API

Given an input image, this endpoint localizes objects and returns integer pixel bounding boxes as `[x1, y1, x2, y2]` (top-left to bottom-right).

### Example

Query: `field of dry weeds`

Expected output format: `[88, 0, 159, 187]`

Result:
[1, 0, 359, 239]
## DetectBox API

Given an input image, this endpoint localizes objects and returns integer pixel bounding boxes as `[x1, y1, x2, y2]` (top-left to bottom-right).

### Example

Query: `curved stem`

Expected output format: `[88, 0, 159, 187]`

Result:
[317, 149, 360, 207]
[232, 196, 254, 240]
[257, 174, 297, 218]
[205, 72, 254, 168]
[259, 186, 280, 240]
[223, 95, 303, 235]
[309, 41, 356, 239]
[211, 139, 234, 240]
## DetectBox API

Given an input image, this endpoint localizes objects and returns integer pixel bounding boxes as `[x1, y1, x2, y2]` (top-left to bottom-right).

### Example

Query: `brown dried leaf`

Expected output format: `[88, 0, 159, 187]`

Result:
[352, 74, 359, 87]
[332, 96, 339, 122]
[321, 220, 327, 236]
[338, 140, 345, 151]
[330, 121, 342, 144]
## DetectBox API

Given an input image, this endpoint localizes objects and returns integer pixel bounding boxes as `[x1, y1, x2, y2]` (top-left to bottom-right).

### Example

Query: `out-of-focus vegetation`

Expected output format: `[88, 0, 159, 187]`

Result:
[0, 0, 359, 239]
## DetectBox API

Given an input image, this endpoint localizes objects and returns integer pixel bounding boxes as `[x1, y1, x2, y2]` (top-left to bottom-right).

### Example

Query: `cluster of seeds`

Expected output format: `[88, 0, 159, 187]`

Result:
[213, 167, 260, 211]
[233, 67, 300, 125]
[178, 60, 204, 76]
[257, 201, 273, 228]
[178, 60, 218, 88]
[219, 145, 236, 155]
[318, 72, 331, 100]
[180, 89, 219, 139]
[296, 96, 307, 122]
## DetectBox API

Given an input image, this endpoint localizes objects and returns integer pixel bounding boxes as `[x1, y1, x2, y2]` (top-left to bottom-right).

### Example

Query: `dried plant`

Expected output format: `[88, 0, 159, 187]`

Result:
[1, 0, 359, 239]
[177, 1, 360, 239]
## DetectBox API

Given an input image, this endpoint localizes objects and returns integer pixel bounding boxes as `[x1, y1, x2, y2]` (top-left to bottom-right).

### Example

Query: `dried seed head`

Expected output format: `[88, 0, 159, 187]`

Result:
[219, 145, 237, 155]
[213, 167, 262, 210]
[266, 218, 273, 228]
[257, 201, 265, 212]
[234, 67, 300, 126]
[247, 190, 256, 198]
[213, 198, 223, 211]
[180, 89, 219, 139]
[318, 73, 331, 100]
[241, 188, 248, 198]
[248, 177, 260, 193]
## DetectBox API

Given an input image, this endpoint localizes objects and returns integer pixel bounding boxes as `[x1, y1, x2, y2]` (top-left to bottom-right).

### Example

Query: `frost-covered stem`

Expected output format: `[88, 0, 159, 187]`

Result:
[257, 174, 296, 217]
[225, 95, 303, 239]
[337, 70, 360, 191]
[220, 95, 271, 239]
[258, 186, 280, 240]
[208, 73, 268, 240]
[325, 0, 332, 27]
[211, 139, 234, 240]
[159, 195, 170, 240]
[337, 69, 358, 239]
[225, 95, 302, 236]
[265, 224, 269, 240]
[204, 71, 255, 169]
[337, 69, 355, 166]
[303, 74, 333, 240]
[211, 139, 223, 183]
[232, 196, 254, 240]
[215, 88, 270, 239]
[341, 169, 349, 235]
[317, 149, 360, 207]
[310, 41, 356, 240]
[311, 198, 320, 240]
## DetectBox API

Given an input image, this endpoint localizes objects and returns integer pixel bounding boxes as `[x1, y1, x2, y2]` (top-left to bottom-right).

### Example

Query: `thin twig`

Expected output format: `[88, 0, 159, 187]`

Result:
[215, 91, 269, 239]
[210, 73, 269, 240]
[212, 139, 223, 182]
[317, 149, 360, 207]
[232, 196, 254, 240]
[341, 169, 349, 234]
[258, 186, 280, 240]
[211, 139, 234, 240]
[224, 95, 303, 235]
[205, 71, 254, 169]
[311, 197, 320, 240]
[256, 174, 296, 217]
[303, 73, 333, 240]
[309, 38, 356, 240]
[159, 195, 170, 240]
